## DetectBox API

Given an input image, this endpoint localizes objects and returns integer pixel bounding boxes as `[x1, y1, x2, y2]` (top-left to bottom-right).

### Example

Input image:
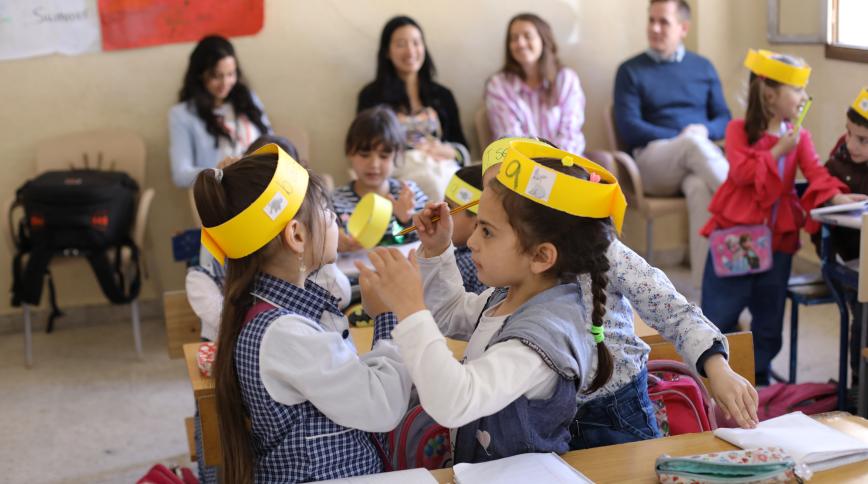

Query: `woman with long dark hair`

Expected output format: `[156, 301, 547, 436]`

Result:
[169, 35, 271, 187]
[484, 14, 586, 154]
[358, 16, 469, 170]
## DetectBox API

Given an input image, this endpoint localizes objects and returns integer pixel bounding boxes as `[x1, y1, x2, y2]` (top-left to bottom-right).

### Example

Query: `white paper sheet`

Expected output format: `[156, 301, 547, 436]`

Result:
[313, 467, 437, 484]
[453, 452, 592, 484]
[0, 1, 101, 61]
[714, 412, 868, 472]
[336, 241, 421, 278]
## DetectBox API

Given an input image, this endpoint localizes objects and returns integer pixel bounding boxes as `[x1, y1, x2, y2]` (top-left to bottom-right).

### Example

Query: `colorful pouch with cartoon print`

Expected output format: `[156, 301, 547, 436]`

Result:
[708, 225, 773, 277]
[655, 447, 806, 483]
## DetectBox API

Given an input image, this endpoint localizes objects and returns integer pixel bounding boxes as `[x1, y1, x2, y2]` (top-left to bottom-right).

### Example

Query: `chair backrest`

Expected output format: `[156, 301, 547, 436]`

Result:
[604, 103, 626, 152]
[642, 331, 756, 386]
[610, 150, 644, 208]
[163, 290, 202, 359]
[475, 106, 493, 153]
[35, 128, 147, 186]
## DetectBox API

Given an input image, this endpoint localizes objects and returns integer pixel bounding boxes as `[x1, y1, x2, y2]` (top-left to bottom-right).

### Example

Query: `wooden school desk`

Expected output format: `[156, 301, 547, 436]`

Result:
[428, 412, 868, 483]
[811, 209, 868, 415]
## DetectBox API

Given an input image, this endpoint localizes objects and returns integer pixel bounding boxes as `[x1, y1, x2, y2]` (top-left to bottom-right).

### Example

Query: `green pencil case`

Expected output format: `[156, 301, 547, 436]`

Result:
[656, 447, 803, 483]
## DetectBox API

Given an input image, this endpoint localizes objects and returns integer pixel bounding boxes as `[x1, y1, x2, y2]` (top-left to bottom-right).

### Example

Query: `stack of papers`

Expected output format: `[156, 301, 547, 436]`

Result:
[314, 468, 436, 484]
[453, 452, 592, 484]
[714, 412, 868, 472]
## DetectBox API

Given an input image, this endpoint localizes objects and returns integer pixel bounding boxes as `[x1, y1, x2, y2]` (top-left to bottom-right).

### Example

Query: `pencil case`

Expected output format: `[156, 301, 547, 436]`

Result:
[656, 447, 803, 483]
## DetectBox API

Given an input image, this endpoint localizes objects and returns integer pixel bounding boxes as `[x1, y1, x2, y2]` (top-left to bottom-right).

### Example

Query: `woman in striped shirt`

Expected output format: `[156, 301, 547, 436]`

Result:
[485, 14, 587, 155]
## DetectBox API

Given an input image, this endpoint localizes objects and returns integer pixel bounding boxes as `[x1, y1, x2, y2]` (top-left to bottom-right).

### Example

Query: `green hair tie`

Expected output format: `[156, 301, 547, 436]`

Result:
[590, 325, 605, 344]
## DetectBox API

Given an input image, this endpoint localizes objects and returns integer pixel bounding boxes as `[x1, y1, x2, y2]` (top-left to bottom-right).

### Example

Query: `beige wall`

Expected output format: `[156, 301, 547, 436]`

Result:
[1, 0, 860, 315]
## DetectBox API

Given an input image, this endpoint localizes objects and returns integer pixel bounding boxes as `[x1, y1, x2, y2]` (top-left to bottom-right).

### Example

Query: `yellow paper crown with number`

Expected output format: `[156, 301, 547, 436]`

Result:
[496, 140, 627, 233]
[743, 49, 811, 88]
[482, 137, 552, 174]
[201, 143, 309, 265]
[852, 88, 868, 121]
[444, 173, 481, 214]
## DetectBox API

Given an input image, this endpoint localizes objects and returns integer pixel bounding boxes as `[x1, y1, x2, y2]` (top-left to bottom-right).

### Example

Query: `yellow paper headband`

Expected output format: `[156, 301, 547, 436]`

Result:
[852, 88, 868, 121]
[496, 141, 627, 234]
[201, 144, 309, 265]
[444, 173, 481, 214]
[743, 49, 811, 88]
[482, 137, 552, 174]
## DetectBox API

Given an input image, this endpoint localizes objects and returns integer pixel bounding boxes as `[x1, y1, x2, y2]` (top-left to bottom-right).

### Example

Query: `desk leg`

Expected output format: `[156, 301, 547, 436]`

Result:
[860, 302, 868, 417]
[824, 269, 851, 411]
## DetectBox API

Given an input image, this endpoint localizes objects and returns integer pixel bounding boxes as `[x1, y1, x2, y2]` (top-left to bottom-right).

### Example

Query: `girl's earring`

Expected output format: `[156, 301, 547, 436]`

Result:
[298, 254, 307, 274]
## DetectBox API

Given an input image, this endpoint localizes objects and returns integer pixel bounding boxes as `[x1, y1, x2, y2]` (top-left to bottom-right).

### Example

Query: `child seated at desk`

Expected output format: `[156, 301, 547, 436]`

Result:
[810, 88, 868, 386]
[358, 146, 619, 463]
[444, 166, 486, 294]
[194, 144, 411, 483]
[333, 106, 428, 252]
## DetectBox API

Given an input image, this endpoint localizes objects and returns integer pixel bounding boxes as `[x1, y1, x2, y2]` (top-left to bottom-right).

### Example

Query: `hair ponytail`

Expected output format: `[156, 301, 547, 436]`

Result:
[585, 262, 614, 394]
[490, 157, 615, 394]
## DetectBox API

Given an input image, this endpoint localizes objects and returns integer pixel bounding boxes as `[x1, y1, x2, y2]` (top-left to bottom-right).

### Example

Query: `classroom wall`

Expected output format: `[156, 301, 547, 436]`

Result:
[0, 0, 859, 316]
[0, 0, 652, 316]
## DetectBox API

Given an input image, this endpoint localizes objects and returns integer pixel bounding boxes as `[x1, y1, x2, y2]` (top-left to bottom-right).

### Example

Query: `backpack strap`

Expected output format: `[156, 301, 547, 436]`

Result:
[648, 359, 718, 429]
[85, 238, 141, 304]
[244, 300, 278, 324]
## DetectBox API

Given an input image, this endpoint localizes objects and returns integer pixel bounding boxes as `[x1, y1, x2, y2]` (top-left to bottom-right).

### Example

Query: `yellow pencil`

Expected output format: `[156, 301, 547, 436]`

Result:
[794, 97, 813, 129]
[397, 200, 480, 236]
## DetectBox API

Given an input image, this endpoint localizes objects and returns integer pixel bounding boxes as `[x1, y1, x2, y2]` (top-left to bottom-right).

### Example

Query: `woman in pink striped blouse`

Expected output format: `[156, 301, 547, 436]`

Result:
[484, 13, 587, 154]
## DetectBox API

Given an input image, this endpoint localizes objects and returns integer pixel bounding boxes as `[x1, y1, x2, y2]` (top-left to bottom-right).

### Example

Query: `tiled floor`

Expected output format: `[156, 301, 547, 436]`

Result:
[0, 262, 851, 482]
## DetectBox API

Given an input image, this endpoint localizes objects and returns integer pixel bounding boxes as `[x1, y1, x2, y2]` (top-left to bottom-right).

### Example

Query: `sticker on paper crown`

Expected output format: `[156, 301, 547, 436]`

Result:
[347, 193, 393, 249]
[264, 191, 288, 220]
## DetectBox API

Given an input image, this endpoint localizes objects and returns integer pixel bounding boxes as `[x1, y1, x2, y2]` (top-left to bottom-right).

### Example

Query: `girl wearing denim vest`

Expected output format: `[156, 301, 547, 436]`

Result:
[474, 138, 759, 450]
[358, 142, 623, 462]
[194, 144, 412, 483]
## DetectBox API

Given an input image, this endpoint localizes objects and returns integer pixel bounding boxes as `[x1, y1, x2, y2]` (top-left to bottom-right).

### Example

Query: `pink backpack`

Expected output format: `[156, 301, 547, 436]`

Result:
[136, 464, 198, 484]
[376, 404, 453, 471]
[757, 382, 838, 421]
[647, 360, 717, 436]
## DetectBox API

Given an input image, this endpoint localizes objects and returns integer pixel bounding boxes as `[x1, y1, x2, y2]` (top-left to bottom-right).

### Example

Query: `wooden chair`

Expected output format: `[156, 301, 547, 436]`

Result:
[475, 106, 493, 154]
[604, 104, 687, 263]
[4, 128, 155, 366]
[163, 290, 202, 359]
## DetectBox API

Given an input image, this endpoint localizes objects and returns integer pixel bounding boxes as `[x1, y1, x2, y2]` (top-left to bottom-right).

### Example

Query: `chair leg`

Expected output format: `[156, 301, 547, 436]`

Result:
[645, 219, 654, 264]
[24, 304, 33, 368]
[789, 296, 798, 384]
[131, 299, 143, 358]
[859, 302, 868, 417]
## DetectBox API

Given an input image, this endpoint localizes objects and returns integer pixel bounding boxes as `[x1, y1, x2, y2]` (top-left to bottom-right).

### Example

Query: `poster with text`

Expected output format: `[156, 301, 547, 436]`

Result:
[0, 1, 101, 61]
[98, 0, 264, 51]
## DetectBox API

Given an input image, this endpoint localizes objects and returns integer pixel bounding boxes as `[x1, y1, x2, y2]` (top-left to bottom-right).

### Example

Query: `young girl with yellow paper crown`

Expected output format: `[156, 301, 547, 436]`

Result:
[701, 50, 867, 386]
[194, 144, 411, 483]
[358, 141, 638, 462]
[473, 138, 757, 449]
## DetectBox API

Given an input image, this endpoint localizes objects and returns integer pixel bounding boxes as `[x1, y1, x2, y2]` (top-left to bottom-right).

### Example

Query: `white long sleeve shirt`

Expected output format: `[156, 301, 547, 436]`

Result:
[259, 308, 412, 432]
[392, 246, 559, 429]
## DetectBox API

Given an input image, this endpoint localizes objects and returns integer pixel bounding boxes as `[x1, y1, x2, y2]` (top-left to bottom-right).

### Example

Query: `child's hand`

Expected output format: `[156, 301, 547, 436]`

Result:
[771, 128, 801, 158]
[358, 268, 389, 317]
[338, 230, 364, 253]
[355, 248, 425, 320]
[704, 354, 759, 429]
[414, 202, 453, 258]
[831, 193, 868, 205]
[388, 181, 416, 225]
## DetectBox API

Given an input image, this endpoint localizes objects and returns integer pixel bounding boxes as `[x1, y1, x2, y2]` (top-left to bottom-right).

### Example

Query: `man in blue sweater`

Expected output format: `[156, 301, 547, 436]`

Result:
[614, 0, 730, 286]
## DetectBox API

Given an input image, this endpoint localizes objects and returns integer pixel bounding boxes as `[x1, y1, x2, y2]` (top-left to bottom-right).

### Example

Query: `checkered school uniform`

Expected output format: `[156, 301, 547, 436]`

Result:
[453, 246, 486, 294]
[236, 273, 389, 482]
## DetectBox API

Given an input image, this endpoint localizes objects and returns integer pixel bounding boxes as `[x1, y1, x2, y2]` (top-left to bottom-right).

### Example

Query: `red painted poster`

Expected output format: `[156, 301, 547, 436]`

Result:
[98, 0, 264, 51]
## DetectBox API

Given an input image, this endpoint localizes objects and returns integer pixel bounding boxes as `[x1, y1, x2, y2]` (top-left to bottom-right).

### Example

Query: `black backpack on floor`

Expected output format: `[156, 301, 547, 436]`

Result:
[9, 169, 141, 332]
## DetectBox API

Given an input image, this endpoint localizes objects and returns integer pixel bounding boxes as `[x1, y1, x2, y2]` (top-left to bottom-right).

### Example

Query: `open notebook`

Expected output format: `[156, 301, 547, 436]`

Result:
[453, 452, 592, 484]
[714, 412, 868, 473]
